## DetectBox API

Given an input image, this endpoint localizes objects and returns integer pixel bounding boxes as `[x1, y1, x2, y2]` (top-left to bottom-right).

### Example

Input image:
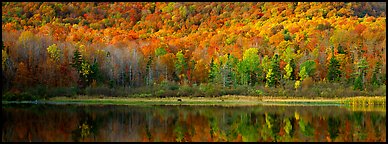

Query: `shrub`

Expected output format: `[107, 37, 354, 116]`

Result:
[199, 83, 222, 97]
[85, 86, 115, 96]
[155, 89, 166, 97]
[2, 92, 17, 101]
[47, 87, 77, 98]
[301, 77, 313, 91]
[178, 85, 196, 97]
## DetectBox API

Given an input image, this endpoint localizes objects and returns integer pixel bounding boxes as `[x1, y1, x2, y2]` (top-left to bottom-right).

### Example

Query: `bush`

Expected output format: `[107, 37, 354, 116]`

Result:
[27, 85, 48, 98]
[155, 89, 166, 97]
[199, 84, 221, 97]
[301, 77, 313, 91]
[2, 92, 17, 101]
[177, 85, 196, 97]
[47, 87, 77, 98]
[85, 86, 115, 96]
[221, 85, 248, 96]
[19, 92, 38, 101]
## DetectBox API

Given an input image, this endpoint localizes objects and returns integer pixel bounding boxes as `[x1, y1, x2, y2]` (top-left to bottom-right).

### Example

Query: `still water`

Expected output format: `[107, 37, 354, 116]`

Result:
[2, 103, 386, 142]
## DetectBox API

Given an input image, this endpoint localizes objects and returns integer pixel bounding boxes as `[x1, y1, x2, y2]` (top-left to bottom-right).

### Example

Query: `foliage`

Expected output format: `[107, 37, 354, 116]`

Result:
[1, 2, 386, 98]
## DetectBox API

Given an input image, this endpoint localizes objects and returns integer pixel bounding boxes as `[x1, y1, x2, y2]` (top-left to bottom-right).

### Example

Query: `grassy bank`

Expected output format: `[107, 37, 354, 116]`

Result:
[2, 81, 386, 102]
[21, 95, 383, 106]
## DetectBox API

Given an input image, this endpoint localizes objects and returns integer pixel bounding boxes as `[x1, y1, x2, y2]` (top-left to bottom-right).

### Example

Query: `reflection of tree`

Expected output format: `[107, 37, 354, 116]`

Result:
[236, 113, 259, 142]
[283, 117, 296, 137]
[174, 123, 184, 142]
[262, 113, 281, 142]
[328, 117, 340, 141]
[352, 112, 367, 141]
[279, 116, 297, 142]
[370, 113, 384, 140]
[298, 118, 314, 137]
[71, 114, 99, 142]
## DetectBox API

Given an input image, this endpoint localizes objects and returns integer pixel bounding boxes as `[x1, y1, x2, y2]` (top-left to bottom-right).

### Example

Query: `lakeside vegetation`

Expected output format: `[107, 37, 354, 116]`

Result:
[3, 95, 385, 108]
[2, 2, 386, 101]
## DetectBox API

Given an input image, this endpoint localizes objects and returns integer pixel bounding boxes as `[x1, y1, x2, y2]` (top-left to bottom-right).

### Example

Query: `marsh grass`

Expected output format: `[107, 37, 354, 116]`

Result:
[340, 96, 386, 106]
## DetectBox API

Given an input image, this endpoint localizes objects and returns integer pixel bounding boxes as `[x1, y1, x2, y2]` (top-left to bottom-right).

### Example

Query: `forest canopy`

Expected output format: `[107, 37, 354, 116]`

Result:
[2, 2, 386, 99]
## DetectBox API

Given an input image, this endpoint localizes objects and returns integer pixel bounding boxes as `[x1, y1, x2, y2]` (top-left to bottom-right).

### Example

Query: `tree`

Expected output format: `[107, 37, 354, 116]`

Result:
[370, 61, 382, 87]
[13, 62, 34, 91]
[71, 49, 96, 89]
[47, 44, 61, 62]
[241, 48, 260, 86]
[266, 54, 280, 87]
[354, 58, 368, 91]
[283, 63, 293, 80]
[327, 55, 341, 82]
[209, 57, 220, 84]
[219, 53, 237, 87]
[175, 50, 187, 84]
[299, 60, 316, 81]
[193, 59, 209, 84]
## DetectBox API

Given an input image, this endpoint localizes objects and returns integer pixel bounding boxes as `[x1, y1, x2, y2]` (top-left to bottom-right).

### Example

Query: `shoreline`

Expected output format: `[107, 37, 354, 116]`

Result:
[3, 95, 385, 106]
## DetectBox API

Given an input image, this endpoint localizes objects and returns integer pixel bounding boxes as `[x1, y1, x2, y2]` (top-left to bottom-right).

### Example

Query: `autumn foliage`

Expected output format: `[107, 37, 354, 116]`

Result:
[1, 2, 386, 97]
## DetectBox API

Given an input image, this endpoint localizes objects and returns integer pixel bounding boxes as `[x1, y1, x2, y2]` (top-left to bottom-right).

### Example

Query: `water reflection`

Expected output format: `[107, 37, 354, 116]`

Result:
[2, 104, 386, 142]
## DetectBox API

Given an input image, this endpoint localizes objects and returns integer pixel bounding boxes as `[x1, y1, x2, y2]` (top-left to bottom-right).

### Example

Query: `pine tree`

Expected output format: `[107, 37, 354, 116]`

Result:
[289, 59, 296, 80]
[353, 58, 368, 91]
[354, 75, 363, 91]
[327, 55, 341, 82]
[209, 57, 219, 83]
[370, 62, 382, 87]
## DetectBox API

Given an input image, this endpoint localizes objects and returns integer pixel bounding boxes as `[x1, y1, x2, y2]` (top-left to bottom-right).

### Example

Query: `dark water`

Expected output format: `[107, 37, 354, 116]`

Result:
[2, 103, 386, 142]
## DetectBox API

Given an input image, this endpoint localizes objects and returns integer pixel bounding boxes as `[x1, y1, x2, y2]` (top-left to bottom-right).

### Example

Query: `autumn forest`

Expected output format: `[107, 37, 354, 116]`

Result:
[2, 2, 386, 100]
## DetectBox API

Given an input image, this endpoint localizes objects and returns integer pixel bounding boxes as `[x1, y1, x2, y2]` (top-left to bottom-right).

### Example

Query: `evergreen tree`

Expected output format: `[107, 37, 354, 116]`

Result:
[289, 58, 296, 80]
[327, 55, 341, 82]
[209, 57, 220, 84]
[370, 62, 381, 87]
[354, 75, 363, 90]
[353, 58, 368, 91]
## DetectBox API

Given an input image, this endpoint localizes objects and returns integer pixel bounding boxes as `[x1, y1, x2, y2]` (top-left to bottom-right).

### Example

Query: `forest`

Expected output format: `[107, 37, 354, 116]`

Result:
[1, 2, 386, 100]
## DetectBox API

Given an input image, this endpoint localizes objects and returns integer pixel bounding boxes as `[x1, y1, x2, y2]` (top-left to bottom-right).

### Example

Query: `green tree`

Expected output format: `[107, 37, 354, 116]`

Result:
[71, 49, 83, 73]
[299, 60, 316, 81]
[241, 48, 260, 86]
[370, 61, 382, 87]
[219, 54, 238, 87]
[175, 51, 187, 83]
[354, 58, 368, 90]
[71, 49, 96, 89]
[237, 60, 249, 85]
[289, 59, 296, 80]
[209, 57, 220, 84]
[284, 63, 293, 80]
[266, 54, 280, 87]
[327, 55, 341, 82]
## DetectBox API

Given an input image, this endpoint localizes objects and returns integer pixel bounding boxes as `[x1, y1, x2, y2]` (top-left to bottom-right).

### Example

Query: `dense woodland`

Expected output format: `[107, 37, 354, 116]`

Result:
[2, 2, 386, 99]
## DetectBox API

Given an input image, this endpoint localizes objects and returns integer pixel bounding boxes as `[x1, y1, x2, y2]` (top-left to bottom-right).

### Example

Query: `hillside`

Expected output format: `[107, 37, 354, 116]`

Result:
[2, 2, 386, 99]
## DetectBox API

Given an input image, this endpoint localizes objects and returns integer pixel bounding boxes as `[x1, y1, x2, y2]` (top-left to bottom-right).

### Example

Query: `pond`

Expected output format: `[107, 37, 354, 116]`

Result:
[2, 103, 386, 142]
